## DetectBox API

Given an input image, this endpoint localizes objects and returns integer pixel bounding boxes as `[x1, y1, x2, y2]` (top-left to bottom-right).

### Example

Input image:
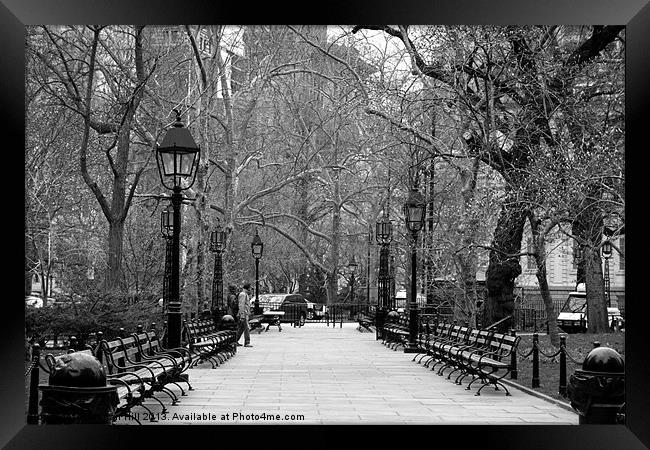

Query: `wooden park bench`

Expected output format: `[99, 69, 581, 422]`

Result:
[183, 318, 237, 367]
[429, 324, 472, 375]
[382, 312, 410, 350]
[453, 330, 520, 396]
[96, 332, 191, 417]
[131, 326, 194, 389]
[409, 321, 520, 396]
[413, 315, 441, 365]
[357, 310, 376, 332]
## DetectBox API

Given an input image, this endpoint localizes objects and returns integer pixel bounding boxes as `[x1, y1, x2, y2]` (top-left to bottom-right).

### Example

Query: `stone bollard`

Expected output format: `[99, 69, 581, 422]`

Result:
[559, 335, 568, 397]
[27, 344, 41, 424]
[567, 345, 625, 424]
[532, 333, 540, 388]
[510, 329, 518, 380]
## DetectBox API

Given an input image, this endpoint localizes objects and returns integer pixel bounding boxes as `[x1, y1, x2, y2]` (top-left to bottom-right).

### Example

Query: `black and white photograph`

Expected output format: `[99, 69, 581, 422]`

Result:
[6, 1, 650, 448]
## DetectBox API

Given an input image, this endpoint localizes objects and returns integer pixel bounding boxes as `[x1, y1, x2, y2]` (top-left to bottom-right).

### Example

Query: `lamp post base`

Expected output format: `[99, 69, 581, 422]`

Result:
[375, 308, 386, 341]
[166, 301, 183, 349]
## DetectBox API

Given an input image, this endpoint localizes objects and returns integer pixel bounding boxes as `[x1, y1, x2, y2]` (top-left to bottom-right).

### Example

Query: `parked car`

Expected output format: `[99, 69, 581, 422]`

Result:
[256, 293, 310, 325]
[310, 303, 328, 319]
[25, 295, 43, 308]
[25, 295, 56, 308]
[556, 290, 624, 333]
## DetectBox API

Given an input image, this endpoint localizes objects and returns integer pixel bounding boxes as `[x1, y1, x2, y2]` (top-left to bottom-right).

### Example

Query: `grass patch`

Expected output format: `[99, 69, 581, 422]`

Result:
[513, 331, 625, 402]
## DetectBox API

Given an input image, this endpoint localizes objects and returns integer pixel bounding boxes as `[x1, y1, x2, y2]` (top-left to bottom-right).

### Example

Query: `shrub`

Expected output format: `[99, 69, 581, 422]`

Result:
[25, 292, 165, 346]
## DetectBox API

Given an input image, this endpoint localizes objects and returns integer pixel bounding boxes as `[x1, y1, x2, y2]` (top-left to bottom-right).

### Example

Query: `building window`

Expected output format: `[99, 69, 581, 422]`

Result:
[165, 29, 180, 45]
[619, 236, 625, 271]
[526, 238, 536, 271]
[199, 33, 211, 54]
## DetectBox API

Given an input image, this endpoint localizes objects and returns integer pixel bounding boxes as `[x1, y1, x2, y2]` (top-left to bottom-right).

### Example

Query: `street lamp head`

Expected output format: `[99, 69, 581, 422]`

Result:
[601, 240, 612, 259]
[161, 206, 173, 238]
[251, 229, 264, 259]
[348, 255, 358, 274]
[403, 187, 426, 234]
[156, 110, 200, 191]
[210, 219, 226, 253]
[376, 212, 393, 245]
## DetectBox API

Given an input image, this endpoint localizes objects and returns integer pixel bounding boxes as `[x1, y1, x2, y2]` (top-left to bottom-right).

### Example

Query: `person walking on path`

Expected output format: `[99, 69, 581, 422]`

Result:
[236, 283, 253, 347]
[226, 285, 238, 317]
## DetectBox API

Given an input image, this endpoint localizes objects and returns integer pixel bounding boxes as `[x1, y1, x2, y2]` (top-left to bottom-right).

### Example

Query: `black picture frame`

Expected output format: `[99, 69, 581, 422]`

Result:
[6, 1, 648, 448]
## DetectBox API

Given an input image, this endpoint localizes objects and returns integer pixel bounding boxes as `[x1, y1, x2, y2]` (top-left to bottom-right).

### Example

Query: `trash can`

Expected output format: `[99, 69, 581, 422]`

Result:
[386, 310, 399, 323]
[567, 346, 625, 424]
[39, 351, 118, 424]
[220, 314, 236, 331]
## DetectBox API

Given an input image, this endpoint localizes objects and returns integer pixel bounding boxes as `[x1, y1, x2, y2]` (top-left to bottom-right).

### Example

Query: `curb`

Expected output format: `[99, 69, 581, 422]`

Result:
[501, 378, 576, 413]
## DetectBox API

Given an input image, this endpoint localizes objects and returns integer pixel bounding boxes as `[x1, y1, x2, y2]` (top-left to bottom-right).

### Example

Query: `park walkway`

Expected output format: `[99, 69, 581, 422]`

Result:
[118, 323, 578, 425]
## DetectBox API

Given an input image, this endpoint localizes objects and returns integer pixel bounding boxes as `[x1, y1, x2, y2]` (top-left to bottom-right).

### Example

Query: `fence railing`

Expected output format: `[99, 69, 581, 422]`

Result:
[477, 307, 557, 333]
[303, 302, 452, 325]
[513, 332, 605, 398]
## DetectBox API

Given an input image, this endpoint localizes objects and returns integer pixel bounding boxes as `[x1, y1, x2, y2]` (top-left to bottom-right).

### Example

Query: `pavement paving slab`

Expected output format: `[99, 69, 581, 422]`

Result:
[117, 323, 578, 425]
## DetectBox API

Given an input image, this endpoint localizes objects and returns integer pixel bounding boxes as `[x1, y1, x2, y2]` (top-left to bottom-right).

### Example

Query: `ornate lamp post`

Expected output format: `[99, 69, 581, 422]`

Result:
[403, 186, 426, 353]
[348, 255, 358, 303]
[156, 110, 200, 348]
[210, 219, 226, 322]
[601, 240, 612, 307]
[376, 211, 393, 340]
[251, 229, 264, 315]
[160, 206, 174, 313]
[367, 224, 372, 307]
[390, 252, 396, 310]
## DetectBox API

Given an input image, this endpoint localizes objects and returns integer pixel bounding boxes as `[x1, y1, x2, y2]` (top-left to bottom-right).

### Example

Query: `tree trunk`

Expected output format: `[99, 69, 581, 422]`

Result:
[106, 219, 125, 291]
[193, 121, 209, 308]
[529, 215, 560, 346]
[573, 192, 609, 333]
[454, 257, 478, 326]
[195, 219, 206, 306]
[534, 255, 560, 346]
[585, 247, 609, 333]
[327, 204, 341, 305]
[454, 156, 481, 325]
[485, 199, 526, 332]
[181, 241, 196, 316]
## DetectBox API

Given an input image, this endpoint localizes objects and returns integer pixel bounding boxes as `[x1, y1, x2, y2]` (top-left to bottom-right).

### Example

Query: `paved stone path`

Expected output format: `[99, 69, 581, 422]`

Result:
[118, 323, 578, 425]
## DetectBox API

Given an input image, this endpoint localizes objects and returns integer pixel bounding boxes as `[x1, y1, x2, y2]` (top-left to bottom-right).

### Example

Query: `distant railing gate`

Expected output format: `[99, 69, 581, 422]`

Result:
[301, 300, 572, 334]
[301, 300, 445, 328]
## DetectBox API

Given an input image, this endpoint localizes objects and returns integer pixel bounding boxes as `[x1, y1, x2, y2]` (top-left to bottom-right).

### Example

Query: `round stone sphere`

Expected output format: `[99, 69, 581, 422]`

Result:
[582, 346, 624, 373]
